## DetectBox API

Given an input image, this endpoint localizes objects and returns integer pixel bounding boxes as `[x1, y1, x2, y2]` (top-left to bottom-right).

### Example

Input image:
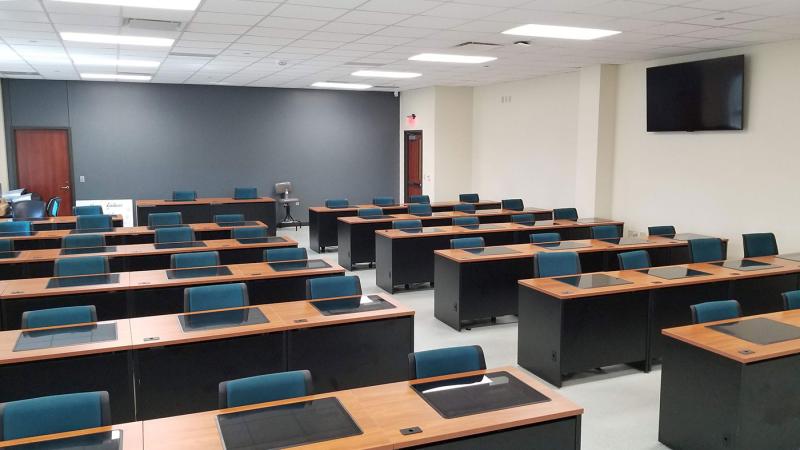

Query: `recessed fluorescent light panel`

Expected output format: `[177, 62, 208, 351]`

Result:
[81, 73, 152, 81]
[72, 57, 160, 68]
[352, 70, 421, 79]
[502, 24, 620, 40]
[61, 32, 174, 47]
[408, 53, 497, 64]
[52, 0, 201, 10]
[312, 82, 372, 90]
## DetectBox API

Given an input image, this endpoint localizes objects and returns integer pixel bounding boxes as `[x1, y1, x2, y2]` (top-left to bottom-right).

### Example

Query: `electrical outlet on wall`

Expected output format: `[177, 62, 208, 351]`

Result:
[79, 176, 85, 183]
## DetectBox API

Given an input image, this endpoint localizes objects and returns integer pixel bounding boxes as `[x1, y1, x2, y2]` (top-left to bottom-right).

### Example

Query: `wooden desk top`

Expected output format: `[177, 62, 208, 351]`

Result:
[136, 197, 275, 207]
[0, 215, 124, 225]
[1, 272, 132, 299]
[375, 220, 623, 240]
[519, 255, 800, 300]
[663, 309, 800, 364]
[0, 422, 142, 449]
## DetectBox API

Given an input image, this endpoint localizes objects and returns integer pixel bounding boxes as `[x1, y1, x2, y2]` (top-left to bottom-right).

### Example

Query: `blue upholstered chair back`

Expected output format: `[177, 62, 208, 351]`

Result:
[232, 227, 267, 239]
[408, 345, 486, 379]
[306, 276, 362, 299]
[534, 252, 581, 278]
[452, 217, 479, 226]
[501, 199, 524, 211]
[172, 191, 197, 201]
[47, 197, 61, 217]
[393, 219, 422, 229]
[219, 370, 312, 408]
[512, 214, 535, 225]
[688, 238, 724, 263]
[617, 250, 651, 270]
[62, 234, 105, 249]
[171, 251, 220, 269]
[372, 197, 395, 206]
[530, 232, 561, 243]
[265, 247, 308, 262]
[409, 195, 430, 204]
[690, 300, 742, 324]
[325, 198, 349, 208]
[148, 212, 182, 227]
[184, 283, 249, 312]
[155, 226, 194, 243]
[459, 193, 480, 203]
[234, 187, 258, 199]
[73, 205, 103, 216]
[0, 221, 31, 234]
[450, 237, 485, 249]
[591, 225, 620, 239]
[54, 256, 109, 277]
[408, 204, 432, 216]
[742, 232, 778, 258]
[21, 305, 97, 329]
[0, 239, 12, 252]
[553, 208, 578, 220]
[453, 203, 476, 213]
[214, 214, 245, 223]
[357, 208, 382, 217]
[0, 391, 110, 441]
[648, 225, 676, 236]
[782, 290, 800, 310]
[76, 215, 113, 230]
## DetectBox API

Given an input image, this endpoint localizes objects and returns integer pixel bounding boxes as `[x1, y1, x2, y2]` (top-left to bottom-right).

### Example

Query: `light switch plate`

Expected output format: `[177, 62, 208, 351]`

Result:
[79, 175, 85, 182]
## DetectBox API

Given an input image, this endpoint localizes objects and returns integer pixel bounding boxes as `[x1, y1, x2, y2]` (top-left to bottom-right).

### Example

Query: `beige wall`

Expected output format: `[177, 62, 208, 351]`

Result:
[433, 86, 472, 201]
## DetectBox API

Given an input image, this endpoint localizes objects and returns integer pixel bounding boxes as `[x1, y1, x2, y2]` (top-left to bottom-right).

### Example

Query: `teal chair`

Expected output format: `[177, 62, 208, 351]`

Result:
[782, 291, 800, 310]
[54, 256, 109, 277]
[184, 283, 248, 312]
[219, 370, 312, 408]
[265, 247, 307, 262]
[534, 252, 580, 278]
[372, 197, 395, 206]
[325, 199, 349, 208]
[409, 195, 429, 204]
[408, 204, 432, 216]
[459, 193, 480, 203]
[76, 215, 112, 230]
[46, 197, 61, 217]
[530, 232, 560, 243]
[688, 238, 724, 263]
[172, 191, 197, 201]
[393, 220, 421, 229]
[155, 227, 194, 243]
[214, 214, 244, 224]
[0, 221, 31, 234]
[512, 214, 535, 225]
[148, 212, 182, 227]
[0, 392, 110, 441]
[0, 239, 13, 252]
[453, 203, 476, 213]
[502, 199, 524, 211]
[234, 187, 258, 200]
[21, 305, 97, 329]
[171, 251, 220, 269]
[591, 225, 620, 239]
[450, 237, 484, 249]
[306, 276, 361, 299]
[408, 345, 486, 379]
[648, 225, 675, 236]
[357, 208, 382, 218]
[742, 233, 778, 258]
[232, 227, 267, 239]
[690, 300, 741, 324]
[62, 234, 105, 249]
[452, 217, 479, 226]
[553, 208, 578, 220]
[617, 250, 651, 270]
[73, 205, 103, 216]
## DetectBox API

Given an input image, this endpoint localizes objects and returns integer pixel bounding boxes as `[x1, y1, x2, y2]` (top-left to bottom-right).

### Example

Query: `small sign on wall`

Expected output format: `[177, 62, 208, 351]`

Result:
[75, 199, 134, 227]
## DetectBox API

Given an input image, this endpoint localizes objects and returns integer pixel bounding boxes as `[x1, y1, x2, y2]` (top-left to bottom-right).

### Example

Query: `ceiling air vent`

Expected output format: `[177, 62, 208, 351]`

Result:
[452, 41, 502, 50]
[124, 18, 183, 32]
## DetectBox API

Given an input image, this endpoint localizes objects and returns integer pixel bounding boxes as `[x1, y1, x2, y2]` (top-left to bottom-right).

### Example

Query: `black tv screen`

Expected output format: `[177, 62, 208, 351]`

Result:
[647, 55, 744, 132]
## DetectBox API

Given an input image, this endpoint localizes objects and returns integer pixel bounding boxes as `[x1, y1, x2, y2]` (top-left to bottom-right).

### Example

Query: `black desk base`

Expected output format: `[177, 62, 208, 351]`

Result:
[411, 416, 580, 449]
[309, 206, 407, 253]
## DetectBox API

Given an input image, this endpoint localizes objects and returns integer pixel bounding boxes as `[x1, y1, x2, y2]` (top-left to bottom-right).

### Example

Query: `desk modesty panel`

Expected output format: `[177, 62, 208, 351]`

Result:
[135, 197, 277, 236]
[0, 215, 124, 231]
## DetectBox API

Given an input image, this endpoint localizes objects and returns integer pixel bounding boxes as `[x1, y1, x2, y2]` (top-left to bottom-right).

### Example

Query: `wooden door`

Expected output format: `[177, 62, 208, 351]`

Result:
[15, 129, 73, 215]
[404, 131, 423, 201]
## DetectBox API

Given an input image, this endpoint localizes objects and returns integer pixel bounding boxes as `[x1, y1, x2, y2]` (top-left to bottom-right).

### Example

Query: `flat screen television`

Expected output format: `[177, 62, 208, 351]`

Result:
[647, 55, 744, 132]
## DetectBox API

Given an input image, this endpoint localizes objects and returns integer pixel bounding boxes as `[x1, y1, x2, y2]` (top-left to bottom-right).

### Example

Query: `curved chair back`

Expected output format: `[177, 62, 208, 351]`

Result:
[53, 256, 109, 277]
[553, 208, 578, 221]
[0, 239, 12, 252]
[408, 204, 432, 216]
[232, 226, 267, 239]
[12, 200, 46, 219]
[73, 205, 103, 216]
[171, 251, 220, 269]
[688, 238, 724, 263]
[76, 215, 113, 231]
[393, 219, 422, 229]
[690, 300, 742, 324]
[452, 217, 479, 226]
[357, 208, 382, 218]
[62, 234, 106, 249]
[184, 283, 248, 312]
[46, 197, 61, 217]
[21, 305, 97, 329]
[511, 214, 534, 225]
[409, 195, 430, 204]
[306, 276, 362, 299]
[214, 214, 244, 224]
[172, 191, 197, 201]
[501, 199, 524, 211]
[219, 370, 312, 408]
[0, 392, 110, 441]
[234, 187, 258, 200]
[325, 198, 349, 208]
[782, 290, 800, 310]
[0, 221, 31, 234]
[372, 197, 395, 206]
[459, 193, 480, 203]
[742, 232, 778, 258]
[450, 237, 484, 249]
[264, 247, 308, 262]
[648, 225, 675, 236]
[408, 345, 486, 379]
[148, 212, 182, 227]
[591, 225, 620, 239]
[534, 252, 581, 278]
[155, 226, 194, 244]
[617, 250, 651, 270]
[530, 232, 561, 243]
[453, 203, 476, 213]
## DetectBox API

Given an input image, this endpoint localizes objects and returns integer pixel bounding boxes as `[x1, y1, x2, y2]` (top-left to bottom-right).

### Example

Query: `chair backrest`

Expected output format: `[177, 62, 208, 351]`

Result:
[12, 200, 46, 219]
[511, 214, 534, 224]
[357, 208, 382, 218]
[21, 305, 97, 329]
[306, 276, 362, 299]
[459, 193, 480, 203]
[53, 256, 109, 277]
[372, 197, 395, 206]
[62, 234, 106, 249]
[264, 247, 308, 262]
[172, 190, 197, 201]
[742, 232, 778, 258]
[46, 197, 61, 217]
[214, 214, 245, 224]
[155, 226, 194, 244]
[591, 225, 620, 239]
[184, 283, 249, 312]
[617, 250, 651, 270]
[553, 208, 578, 220]
[648, 225, 675, 236]
[73, 205, 103, 216]
[530, 232, 561, 243]
[408, 204, 432, 216]
[0, 391, 111, 441]
[452, 216, 479, 226]
[325, 198, 349, 208]
[408, 345, 486, 379]
[0, 221, 31, 234]
[690, 300, 742, 324]
[393, 219, 422, 229]
[501, 199, 524, 211]
[76, 215, 113, 231]
[171, 251, 220, 269]
[148, 212, 182, 227]
[0, 239, 12, 252]
[234, 187, 258, 199]
[408, 195, 429, 204]
[450, 237, 485, 249]
[232, 226, 267, 239]
[782, 290, 800, 310]
[688, 238, 724, 263]
[219, 370, 312, 409]
[534, 252, 581, 278]
[453, 203, 476, 213]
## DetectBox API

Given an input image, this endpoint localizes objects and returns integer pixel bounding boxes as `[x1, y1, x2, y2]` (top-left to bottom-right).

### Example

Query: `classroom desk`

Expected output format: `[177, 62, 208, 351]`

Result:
[0, 423, 143, 450]
[0, 259, 344, 329]
[433, 236, 694, 331]
[0, 220, 270, 251]
[339, 209, 563, 270]
[142, 366, 582, 450]
[0, 215, 124, 231]
[517, 255, 800, 386]
[659, 310, 800, 450]
[375, 219, 625, 293]
[135, 197, 277, 235]
[0, 294, 413, 422]
[0, 235, 296, 279]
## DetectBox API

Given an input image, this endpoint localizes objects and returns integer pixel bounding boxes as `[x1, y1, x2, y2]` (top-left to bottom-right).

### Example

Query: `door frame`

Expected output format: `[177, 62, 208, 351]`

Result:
[403, 130, 423, 203]
[12, 127, 76, 211]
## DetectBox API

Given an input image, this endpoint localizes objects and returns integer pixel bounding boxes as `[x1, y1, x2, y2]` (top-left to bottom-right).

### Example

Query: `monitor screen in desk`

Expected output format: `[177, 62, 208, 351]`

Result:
[401, 228, 443, 234]
[268, 259, 331, 272]
[216, 221, 260, 227]
[46, 274, 120, 289]
[311, 295, 395, 316]
[216, 397, 362, 450]
[14, 323, 118, 352]
[235, 237, 285, 245]
[638, 266, 711, 280]
[166, 266, 233, 279]
[60, 246, 118, 256]
[535, 241, 591, 250]
[600, 238, 651, 246]
[3, 430, 123, 450]
[708, 318, 800, 346]
[0, 251, 21, 259]
[711, 259, 781, 271]
[410, 213, 433, 217]
[459, 224, 503, 230]
[530, 220, 555, 227]
[10, 217, 50, 222]
[411, 371, 550, 419]
[463, 247, 520, 256]
[153, 242, 207, 250]
[179, 307, 268, 332]
[778, 253, 800, 263]
[555, 274, 632, 289]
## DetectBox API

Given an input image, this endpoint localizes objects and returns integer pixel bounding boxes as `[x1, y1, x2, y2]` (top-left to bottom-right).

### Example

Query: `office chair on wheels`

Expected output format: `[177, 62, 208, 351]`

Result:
[275, 181, 301, 230]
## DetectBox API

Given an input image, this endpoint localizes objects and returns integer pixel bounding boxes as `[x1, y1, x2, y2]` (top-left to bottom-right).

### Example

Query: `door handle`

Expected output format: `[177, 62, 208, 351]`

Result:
[60, 184, 70, 190]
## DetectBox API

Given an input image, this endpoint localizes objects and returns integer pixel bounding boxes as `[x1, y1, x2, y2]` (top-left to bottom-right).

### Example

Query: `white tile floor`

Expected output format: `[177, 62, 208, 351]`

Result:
[282, 226, 671, 450]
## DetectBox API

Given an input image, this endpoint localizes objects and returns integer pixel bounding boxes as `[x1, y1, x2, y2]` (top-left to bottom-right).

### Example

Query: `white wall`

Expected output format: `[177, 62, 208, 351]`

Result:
[434, 86, 472, 200]
[611, 39, 800, 257]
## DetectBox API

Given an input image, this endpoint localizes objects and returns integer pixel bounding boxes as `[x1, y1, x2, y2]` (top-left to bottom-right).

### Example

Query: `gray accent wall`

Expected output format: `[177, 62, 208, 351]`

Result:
[2, 79, 399, 222]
